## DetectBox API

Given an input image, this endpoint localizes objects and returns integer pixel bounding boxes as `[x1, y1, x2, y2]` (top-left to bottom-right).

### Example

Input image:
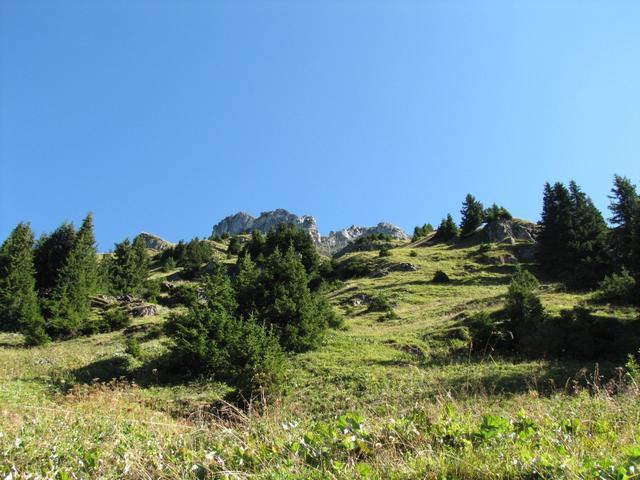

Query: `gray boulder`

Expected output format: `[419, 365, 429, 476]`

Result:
[483, 219, 536, 244]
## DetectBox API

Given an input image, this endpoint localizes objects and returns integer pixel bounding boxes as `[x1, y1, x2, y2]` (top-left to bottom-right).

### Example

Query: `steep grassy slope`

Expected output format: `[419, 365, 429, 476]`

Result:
[1, 239, 639, 479]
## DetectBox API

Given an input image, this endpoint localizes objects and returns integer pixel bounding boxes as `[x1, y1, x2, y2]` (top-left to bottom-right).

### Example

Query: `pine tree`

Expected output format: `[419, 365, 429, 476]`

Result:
[107, 236, 150, 295]
[48, 213, 99, 337]
[566, 181, 610, 288]
[459, 194, 485, 236]
[536, 182, 573, 277]
[0, 223, 48, 344]
[435, 214, 459, 241]
[257, 247, 327, 352]
[608, 175, 639, 270]
[235, 254, 260, 318]
[33, 222, 76, 296]
[484, 203, 513, 222]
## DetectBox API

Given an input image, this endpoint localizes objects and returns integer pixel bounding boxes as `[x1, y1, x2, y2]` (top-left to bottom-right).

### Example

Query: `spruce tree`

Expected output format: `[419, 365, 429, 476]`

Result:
[33, 222, 76, 295]
[435, 214, 459, 241]
[107, 236, 150, 295]
[459, 194, 485, 236]
[536, 182, 573, 277]
[48, 213, 99, 337]
[256, 247, 327, 352]
[608, 175, 639, 270]
[566, 181, 610, 288]
[0, 223, 48, 344]
[484, 203, 513, 222]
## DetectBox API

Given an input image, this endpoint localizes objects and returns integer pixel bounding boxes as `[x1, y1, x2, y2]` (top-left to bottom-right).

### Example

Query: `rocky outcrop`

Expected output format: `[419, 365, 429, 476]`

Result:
[483, 219, 536, 245]
[320, 223, 409, 255]
[211, 209, 409, 256]
[136, 232, 174, 251]
[211, 209, 321, 244]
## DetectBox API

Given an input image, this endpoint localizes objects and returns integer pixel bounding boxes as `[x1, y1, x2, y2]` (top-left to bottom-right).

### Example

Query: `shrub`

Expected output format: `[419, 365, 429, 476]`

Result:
[103, 308, 132, 331]
[432, 270, 450, 283]
[379, 246, 391, 257]
[409, 250, 418, 257]
[170, 283, 200, 307]
[505, 267, 544, 335]
[597, 269, 636, 304]
[467, 311, 505, 349]
[142, 278, 161, 302]
[367, 294, 395, 314]
[125, 336, 141, 358]
[163, 257, 177, 272]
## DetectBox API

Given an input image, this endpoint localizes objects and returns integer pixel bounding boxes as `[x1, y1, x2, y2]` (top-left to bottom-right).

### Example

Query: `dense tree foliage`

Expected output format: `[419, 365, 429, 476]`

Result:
[33, 222, 76, 295]
[459, 194, 485, 236]
[537, 181, 610, 289]
[434, 214, 459, 241]
[412, 223, 434, 241]
[46, 214, 99, 338]
[106, 236, 150, 296]
[240, 225, 320, 278]
[0, 223, 48, 345]
[484, 203, 512, 222]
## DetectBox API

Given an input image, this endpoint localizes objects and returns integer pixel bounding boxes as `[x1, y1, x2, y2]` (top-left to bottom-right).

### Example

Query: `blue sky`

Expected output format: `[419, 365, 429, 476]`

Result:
[1, 0, 639, 250]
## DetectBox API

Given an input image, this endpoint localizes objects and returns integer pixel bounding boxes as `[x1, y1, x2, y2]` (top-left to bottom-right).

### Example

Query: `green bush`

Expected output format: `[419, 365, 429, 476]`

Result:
[597, 269, 636, 304]
[379, 246, 392, 257]
[170, 283, 200, 307]
[409, 250, 418, 257]
[367, 294, 395, 313]
[125, 336, 141, 358]
[103, 308, 132, 331]
[162, 257, 177, 272]
[505, 267, 544, 337]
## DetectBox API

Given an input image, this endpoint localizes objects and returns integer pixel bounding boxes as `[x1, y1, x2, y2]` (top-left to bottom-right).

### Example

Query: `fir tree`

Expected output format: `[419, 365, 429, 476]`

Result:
[536, 182, 573, 277]
[459, 194, 485, 236]
[257, 247, 326, 352]
[47, 213, 99, 337]
[608, 175, 639, 270]
[484, 203, 513, 222]
[434, 214, 459, 241]
[0, 223, 48, 344]
[566, 181, 610, 288]
[33, 222, 75, 295]
[107, 236, 150, 295]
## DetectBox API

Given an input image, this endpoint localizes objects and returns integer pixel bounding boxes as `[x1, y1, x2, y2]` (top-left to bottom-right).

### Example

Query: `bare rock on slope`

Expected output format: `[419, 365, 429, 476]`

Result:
[136, 232, 174, 251]
[483, 219, 536, 244]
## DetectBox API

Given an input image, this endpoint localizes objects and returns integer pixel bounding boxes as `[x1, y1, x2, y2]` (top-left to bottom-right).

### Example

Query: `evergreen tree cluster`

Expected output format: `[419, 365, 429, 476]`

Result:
[160, 238, 216, 278]
[536, 176, 638, 288]
[412, 223, 434, 241]
[165, 228, 340, 397]
[0, 214, 100, 344]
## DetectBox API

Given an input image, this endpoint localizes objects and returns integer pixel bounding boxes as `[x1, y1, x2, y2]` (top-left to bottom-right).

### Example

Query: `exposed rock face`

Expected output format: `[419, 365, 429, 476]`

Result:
[483, 219, 536, 245]
[136, 232, 174, 251]
[211, 209, 409, 256]
[320, 223, 409, 255]
[211, 209, 321, 244]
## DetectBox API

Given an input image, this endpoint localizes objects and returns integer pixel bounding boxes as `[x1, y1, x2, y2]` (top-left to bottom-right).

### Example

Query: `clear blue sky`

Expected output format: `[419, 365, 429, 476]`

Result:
[1, 0, 639, 251]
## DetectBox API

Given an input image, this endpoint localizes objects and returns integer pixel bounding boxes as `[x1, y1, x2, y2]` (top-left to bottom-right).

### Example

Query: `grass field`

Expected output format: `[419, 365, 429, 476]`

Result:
[1, 240, 639, 479]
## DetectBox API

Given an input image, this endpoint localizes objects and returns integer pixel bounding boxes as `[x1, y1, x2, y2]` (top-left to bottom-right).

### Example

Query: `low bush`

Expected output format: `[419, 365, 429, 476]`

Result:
[379, 246, 392, 257]
[597, 269, 636, 304]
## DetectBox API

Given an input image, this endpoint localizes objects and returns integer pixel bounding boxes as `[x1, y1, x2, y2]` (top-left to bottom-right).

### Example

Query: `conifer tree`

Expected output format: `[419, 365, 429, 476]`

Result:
[235, 254, 260, 318]
[566, 181, 610, 288]
[107, 236, 150, 295]
[536, 182, 573, 277]
[34, 222, 76, 295]
[434, 214, 459, 241]
[257, 247, 326, 352]
[48, 213, 99, 337]
[484, 203, 513, 222]
[0, 223, 48, 344]
[608, 175, 639, 270]
[459, 194, 485, 236]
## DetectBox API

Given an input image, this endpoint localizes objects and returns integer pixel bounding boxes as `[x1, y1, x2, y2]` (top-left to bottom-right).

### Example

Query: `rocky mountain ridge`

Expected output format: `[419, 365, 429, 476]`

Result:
[211, 209, 409, 255]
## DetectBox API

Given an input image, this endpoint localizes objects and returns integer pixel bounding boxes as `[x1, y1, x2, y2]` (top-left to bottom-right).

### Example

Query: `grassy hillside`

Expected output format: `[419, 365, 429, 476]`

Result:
[1, 238, 639, 479]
